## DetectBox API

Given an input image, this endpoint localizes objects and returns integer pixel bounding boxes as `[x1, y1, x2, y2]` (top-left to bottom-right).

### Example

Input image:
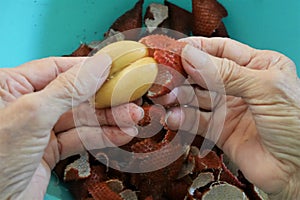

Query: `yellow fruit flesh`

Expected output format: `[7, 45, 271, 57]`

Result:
[95, 40, 149, 76]
[94, 41, 158, 108]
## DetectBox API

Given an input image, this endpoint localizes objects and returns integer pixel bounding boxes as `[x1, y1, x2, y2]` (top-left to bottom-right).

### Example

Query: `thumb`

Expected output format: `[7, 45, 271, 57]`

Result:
[40, 53, 112, 118]
[182, 45, 258, 98]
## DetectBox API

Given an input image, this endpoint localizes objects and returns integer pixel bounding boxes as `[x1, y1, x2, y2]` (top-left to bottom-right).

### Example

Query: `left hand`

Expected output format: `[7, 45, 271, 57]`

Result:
[0, 55, 144, 199]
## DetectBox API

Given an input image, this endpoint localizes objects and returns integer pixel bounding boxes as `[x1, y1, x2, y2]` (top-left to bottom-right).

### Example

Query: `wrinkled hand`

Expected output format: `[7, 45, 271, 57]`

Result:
[158, 37, 300, 199]
[0, 55, 143, 199]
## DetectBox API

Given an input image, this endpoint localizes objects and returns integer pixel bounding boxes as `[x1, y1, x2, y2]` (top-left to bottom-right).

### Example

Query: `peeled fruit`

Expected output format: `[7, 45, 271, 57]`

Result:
[96, 40, 148, 75]
[94, 41, 158, 108]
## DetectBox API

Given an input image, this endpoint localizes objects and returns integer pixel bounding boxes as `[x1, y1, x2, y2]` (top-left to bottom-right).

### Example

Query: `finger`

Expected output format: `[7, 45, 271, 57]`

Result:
[14, 57, 86, 91]
[152, 85, 219, 110]
[54, 102, 144, 133]
[181, 37, 296, 72]
[57, 126, 138, 159]
[10, 53, 111, 133]
[182, 45, 260, 98]
[151, 85, 195, 106]
[180, 37, 256, 66]
[33, 53, 112, 128]
[0, 69, 35, 97]
[93, 103, 144, 127]
[0, 88, 14, 108]
[193, 88, 221, 110]
[43, 131, 60, 169]
[1, 53, 111, 137]
[165, 106, 211, 136]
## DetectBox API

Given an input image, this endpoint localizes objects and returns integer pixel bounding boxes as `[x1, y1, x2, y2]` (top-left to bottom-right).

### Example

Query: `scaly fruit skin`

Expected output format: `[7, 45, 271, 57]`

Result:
[164, 1, 193, 37]
[105, 0, 144, 40]
[139, 34, 187, 98]
[93, 41, 158, 109]
[88, 182, 123, 200]
[69, 44, 93, 57]
[211, 21, 229, 37]
[192, 0, 228, 37]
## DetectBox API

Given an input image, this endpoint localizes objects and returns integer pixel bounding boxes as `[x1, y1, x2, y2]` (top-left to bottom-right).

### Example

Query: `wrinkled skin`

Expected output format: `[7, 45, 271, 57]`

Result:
[0, 54, 144, 199]
[158, 37, 300, 199]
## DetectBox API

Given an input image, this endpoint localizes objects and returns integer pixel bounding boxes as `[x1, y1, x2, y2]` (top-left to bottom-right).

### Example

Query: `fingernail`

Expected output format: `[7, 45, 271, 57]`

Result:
[129, 105, 144, 123]
[124, 126, 139, 137]
[138, 104, 145, 115]
[164, 110, 172, 126]
[137, 106, 145, 121]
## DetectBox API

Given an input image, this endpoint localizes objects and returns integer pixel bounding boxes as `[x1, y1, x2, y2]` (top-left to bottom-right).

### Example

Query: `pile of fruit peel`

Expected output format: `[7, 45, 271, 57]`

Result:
[55, 1, 269, 199]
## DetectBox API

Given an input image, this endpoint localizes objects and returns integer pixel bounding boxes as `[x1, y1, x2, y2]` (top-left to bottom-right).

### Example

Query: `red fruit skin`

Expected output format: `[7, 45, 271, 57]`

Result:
[165, 1, 193, 37]
[105, 0, 144, 40]
[139, 34, 187, 98]
[192, 0, 228, 37]
[63, 44, 93, 57]
[88, 182, 123, 200]
[211, 21, 229, 37]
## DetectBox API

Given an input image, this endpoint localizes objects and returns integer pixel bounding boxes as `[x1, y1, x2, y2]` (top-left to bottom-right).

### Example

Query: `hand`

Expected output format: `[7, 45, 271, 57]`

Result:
[0, 55, 144, 199]
[160, 37, 300, 199]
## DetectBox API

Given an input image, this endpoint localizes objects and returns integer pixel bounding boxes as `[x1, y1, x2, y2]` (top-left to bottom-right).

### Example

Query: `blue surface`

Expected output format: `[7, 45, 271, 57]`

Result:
[45, 174, 73, 199]
[0, 0, 299, 75]
[0, 0, 299, 199]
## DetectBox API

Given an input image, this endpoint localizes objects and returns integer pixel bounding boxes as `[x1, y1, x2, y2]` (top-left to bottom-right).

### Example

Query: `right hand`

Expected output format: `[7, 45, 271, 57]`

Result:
[158, 37, 300, 199]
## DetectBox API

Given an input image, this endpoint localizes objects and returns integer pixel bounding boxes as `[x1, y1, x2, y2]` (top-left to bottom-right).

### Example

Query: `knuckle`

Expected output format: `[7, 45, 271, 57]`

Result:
[19, 94, 41, 114]
[219, 58, 240, 85]
[12, 94, 45, 127]
[181, 106, 199, 132]
[222, 37, 233, 44]
[262, 70, 286, 90]
[53, 72, 85, 101]
[182, 85, 196, 104]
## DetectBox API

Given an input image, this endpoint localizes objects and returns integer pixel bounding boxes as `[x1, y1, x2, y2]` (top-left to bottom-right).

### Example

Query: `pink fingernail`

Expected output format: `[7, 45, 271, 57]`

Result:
[164, 111, 172, 126]
[137, 106, 145, 120]
[125, 126, 139, 137]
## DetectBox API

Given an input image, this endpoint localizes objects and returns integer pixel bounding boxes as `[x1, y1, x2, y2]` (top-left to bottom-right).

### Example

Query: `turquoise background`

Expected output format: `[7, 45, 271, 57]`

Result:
[0, 0, 299, 76]
[0, 0, 299, 199]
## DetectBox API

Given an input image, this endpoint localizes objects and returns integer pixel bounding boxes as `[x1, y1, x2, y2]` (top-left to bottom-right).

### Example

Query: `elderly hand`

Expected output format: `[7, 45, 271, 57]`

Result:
[0, 55, 144, 199]
[158, 37, 300, 199]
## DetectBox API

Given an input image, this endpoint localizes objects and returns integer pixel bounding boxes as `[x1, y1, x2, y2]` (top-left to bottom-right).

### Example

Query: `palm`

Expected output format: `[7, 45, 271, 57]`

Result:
[0, 69, 55, 195]
[213, 90, 294, 193]
[214, 95, 251, 148]
[214, 96, 260, 178]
